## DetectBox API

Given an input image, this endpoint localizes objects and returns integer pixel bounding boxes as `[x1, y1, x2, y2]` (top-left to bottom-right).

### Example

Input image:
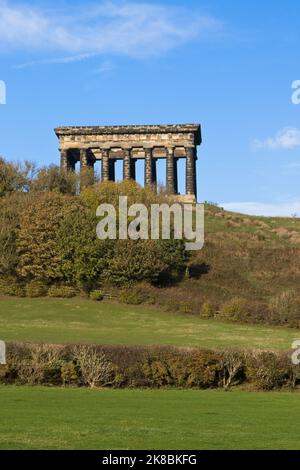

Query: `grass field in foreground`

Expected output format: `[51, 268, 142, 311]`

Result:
[0, 297, 298, 350]
[1, 386, 300, 450]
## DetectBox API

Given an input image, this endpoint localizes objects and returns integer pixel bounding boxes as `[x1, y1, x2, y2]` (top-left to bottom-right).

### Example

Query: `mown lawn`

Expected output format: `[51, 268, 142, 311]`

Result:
[0, 297, 298, 350]
[1, 386, 300, 450]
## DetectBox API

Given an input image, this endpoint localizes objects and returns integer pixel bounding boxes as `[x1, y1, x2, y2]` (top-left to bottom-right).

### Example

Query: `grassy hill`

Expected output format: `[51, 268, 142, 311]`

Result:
[142, 204, 300, 316]
[0, 297, 298, 350]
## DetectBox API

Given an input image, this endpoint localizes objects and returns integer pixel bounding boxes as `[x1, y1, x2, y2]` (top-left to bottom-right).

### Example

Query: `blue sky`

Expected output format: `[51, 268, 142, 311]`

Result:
[1, 0, 300, 215]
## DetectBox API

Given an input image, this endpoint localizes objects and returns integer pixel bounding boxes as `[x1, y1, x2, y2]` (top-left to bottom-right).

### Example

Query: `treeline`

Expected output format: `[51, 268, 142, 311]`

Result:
[0, 157, 187, 290]
[1, 342, 299, 391]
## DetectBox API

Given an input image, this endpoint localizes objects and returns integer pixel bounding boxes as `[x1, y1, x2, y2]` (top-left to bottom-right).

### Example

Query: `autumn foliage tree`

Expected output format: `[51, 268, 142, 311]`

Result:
[16, 192, 80, 282]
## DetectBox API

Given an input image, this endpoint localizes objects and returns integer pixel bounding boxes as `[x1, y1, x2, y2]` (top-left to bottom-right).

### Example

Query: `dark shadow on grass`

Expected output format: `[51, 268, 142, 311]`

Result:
[188, 263, 210, 279]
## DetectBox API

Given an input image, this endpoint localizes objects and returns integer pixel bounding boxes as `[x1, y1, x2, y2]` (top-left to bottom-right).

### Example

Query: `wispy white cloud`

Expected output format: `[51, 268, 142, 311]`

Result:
[253, 127, 300, 150]
[222, 200, 300, 217]
[13, 53, 98, 70]
[0, 0, 222, 67]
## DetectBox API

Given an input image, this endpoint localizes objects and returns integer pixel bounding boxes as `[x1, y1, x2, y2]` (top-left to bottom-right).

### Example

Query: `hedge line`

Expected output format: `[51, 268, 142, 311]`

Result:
[1, 343, 299, 391]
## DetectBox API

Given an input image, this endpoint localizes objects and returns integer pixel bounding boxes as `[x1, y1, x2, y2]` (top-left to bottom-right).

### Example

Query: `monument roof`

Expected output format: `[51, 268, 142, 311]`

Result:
[55, 124, 201, 145]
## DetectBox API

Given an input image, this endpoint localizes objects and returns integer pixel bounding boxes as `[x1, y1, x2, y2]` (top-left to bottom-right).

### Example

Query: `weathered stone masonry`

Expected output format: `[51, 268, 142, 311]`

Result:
[55, 124, 201, 201]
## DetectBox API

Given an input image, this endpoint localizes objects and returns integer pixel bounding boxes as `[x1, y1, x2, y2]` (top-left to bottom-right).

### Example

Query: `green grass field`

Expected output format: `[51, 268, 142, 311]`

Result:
[1, 386, 300, 450]
[0, 297, 298, 349]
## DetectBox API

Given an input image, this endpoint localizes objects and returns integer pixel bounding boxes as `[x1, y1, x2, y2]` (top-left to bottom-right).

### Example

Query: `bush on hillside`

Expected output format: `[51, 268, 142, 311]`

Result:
[219, 298, 267, 324]
[103, 239, 186, 286]
[219, 298, 249, 322]
[89, 290, 104, 301]
[0, 277, 25, 297]
[25, 280, 47, 298]
[200, 302, 215, 318]
[47, 285, 77, 298]
[268, 291, 300, 327]
[119, 285, 149, 305]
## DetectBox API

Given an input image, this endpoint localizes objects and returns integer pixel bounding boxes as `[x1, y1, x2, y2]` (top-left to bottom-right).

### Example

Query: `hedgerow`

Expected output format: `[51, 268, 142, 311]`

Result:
[1, 342, 298, 391]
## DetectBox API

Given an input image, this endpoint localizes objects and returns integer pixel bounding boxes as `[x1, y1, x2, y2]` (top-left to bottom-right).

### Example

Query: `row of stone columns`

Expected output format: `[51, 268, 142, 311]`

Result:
[61, 146, 197, 198]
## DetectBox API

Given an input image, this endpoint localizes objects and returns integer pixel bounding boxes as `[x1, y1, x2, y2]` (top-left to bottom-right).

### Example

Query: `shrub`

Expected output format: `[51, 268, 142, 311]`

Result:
[142, 349, 221, 388]
[200, 302, 215, 318]
[219, 349, 245, 389]
[89, 290, 104, 301]
[61, 361, 80, 386]
[48, 285, 77, 298]
[219, 298, 266, 324]
[178, 302, 194, 315]
[268, 291, 300, 327]
[174, 349, 221, 388]
[219, 298, 248, 322]
[119, 286, 148, 305]
[74, 345, 114, 388]
[25, 280, 47, 298]
[245, 351, 291, 390]
[6, 343, 63, 386]
[0, 277, 25, 297]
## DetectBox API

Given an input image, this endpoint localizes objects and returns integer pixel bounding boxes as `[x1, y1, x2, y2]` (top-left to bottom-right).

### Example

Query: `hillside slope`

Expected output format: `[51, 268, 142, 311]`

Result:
[143, 204, 300, 317]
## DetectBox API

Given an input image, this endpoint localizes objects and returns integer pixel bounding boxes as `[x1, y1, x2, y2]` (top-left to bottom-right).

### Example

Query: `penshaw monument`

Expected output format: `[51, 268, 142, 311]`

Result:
[55, 124, 201, 202]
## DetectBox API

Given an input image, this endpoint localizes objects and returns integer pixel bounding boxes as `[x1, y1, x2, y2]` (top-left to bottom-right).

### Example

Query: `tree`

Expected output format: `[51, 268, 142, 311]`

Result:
[16, 192, 79, 282]
[31, 165, 77, 194]
[0, 192, 28, 276]
[57, 207, 113, 290]
[0, 157, 35, 197]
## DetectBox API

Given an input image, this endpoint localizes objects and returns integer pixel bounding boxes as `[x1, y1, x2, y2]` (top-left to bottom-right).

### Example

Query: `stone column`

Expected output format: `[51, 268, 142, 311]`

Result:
[87, 151, 95, 182]
[123, 148, 132, 180]
[60, 149, 69, 171]
[166, 147, 176, 194]
[102, 149, 109, 181]
[80, 148, 88, 171]
[80, 148, 94, 189]
[186, 146, 197, 199]
[144, 148, 153, 187]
